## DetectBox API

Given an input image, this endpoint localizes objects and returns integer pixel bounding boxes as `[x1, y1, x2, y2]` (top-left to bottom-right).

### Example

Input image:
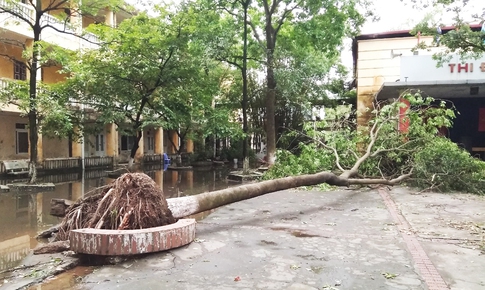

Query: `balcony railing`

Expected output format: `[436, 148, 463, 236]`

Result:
[40, 12, 75, 34]
[0, 0, 33, 22]
[0, 77, 9, 90]
[0, 0, 100, 46]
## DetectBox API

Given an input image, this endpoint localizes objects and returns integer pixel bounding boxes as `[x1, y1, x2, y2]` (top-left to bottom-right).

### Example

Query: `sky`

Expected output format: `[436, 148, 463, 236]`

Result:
[129, 0, 485, 73]
[340, 0, 485, 68]
[361, 0, 485, 34]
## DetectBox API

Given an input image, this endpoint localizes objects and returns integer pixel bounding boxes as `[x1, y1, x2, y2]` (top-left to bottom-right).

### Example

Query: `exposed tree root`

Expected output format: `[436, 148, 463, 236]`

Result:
[55, 173, 176, 241]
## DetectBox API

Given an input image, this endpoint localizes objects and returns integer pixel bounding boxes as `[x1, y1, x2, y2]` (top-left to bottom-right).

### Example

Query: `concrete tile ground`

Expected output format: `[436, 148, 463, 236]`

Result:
[3, 187, 483, 290]
[67, 187, 483, 290]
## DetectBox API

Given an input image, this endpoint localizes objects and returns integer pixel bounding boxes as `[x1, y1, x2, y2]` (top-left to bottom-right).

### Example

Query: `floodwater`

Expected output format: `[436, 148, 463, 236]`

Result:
[0, 165, 234, 272]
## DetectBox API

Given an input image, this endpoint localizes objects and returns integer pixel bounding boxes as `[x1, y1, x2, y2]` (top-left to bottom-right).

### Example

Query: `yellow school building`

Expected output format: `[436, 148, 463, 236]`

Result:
[0, 1, 192, 174]
[355, 25, 485, 157]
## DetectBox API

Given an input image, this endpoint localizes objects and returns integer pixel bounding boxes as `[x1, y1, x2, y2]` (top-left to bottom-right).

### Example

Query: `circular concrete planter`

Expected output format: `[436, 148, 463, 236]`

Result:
[69, 219, 196, 255]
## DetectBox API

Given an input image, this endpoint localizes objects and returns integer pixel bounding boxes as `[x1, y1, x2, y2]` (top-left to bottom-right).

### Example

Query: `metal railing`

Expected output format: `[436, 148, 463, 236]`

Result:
[1, 156, 114, 176]
[143, 154, 163, 164]
[0, 0, 100, 46]
[85, 156, 113, 169]
[40, 13, 75, 34]
[0, 0, 34, 22]
[43, 157, 81, 171]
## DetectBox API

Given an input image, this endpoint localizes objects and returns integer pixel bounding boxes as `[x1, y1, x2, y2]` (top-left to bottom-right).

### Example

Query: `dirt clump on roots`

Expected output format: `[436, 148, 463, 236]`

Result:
[55, 172, 176, 241]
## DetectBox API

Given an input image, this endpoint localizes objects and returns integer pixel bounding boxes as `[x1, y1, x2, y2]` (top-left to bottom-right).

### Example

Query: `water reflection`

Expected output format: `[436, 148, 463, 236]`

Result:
[0, 166, 232, 271]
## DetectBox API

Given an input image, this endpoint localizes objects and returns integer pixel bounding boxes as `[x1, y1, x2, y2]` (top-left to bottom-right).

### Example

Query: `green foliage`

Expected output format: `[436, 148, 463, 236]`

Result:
[0, 80, 78, 139]
[263, 92, 485, 194]
[408, 0, 485, 65]
[263, 145, 335, 180]
[58, 3, 243, 156]
[413, 138, 485, 194]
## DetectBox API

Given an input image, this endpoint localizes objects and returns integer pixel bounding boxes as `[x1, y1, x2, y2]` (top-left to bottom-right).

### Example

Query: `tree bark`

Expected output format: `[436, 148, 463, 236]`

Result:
[242, 0, 250, 173]
[264, 3, 277, 165]
[167, 169, 410, 219]
[28, 11, 42, 183]
[167, 171, 348, 218]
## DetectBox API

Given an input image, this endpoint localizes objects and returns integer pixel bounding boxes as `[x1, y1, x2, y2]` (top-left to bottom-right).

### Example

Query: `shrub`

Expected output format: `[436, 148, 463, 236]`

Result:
[412, 137, 485, 195]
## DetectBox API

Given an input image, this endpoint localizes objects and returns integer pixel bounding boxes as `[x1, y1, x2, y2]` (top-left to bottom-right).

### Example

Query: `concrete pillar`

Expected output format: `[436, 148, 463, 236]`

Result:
[185, 170, 193, 189]
[71, 182, 83, 200]
[36, 193, 43, 223]
[357, 76, 384, 128]
[186, 139, 194, 153]
[170, 130, 179, 154]
[104, 9, 115, 27]
[37, 133, 43, 162]
[135, 132, 144, 163]
[105, 123, 118, 159]
[72, 127, 83, 157]
[154, 127, 164, 155]
[154, 170, 163, 189]
[171, 171, 178, 187]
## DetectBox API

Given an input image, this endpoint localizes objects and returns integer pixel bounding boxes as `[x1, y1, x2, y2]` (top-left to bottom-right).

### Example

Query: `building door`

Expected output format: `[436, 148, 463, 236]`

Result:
[146, 130, 154, 154]
[15, 123, 28, 154]
[95, 134, 105, 156]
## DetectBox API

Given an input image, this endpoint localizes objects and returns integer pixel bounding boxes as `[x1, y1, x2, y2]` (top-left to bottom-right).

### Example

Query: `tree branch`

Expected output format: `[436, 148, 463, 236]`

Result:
[39, 23, 100, 45]
[0, 6, 35, 29]
[348, 169, 413, 186]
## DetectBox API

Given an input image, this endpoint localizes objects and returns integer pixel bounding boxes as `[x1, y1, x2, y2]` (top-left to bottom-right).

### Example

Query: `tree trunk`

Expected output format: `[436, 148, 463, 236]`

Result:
[128, 131, 142, 168]
[167, 169, 410, 219]
[28, 22, 41, 183]
[264, 7, 277, 165]
[167, 171, 347, 218]
[241, 0, 249, 171]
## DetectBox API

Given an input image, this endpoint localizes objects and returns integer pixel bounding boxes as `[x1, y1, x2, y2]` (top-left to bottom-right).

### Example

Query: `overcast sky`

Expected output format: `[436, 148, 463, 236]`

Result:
[362, 0, 485, 34]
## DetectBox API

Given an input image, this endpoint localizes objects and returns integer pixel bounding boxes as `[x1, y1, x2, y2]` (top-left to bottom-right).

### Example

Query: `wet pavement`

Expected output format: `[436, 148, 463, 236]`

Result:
[0, 167, 233, 274]
[25, 186, 483, 290]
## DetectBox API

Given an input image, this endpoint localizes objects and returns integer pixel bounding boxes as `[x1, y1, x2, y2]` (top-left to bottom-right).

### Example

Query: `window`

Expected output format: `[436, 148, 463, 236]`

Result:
[121, 135, 135, 151]
[16, 123, 28, 154]
[14, 60, 26, 80]
[95, 134, 104, 152]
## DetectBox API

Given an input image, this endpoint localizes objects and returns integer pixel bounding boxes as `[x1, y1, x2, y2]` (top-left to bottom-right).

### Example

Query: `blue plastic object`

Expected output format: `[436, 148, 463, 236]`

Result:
[163, 153, 170, 171]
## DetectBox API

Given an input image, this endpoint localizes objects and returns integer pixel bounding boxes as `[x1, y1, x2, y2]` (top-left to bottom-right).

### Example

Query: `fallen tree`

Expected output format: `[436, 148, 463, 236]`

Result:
[55, 173, 176, 241]
[41, 93, 484, 250]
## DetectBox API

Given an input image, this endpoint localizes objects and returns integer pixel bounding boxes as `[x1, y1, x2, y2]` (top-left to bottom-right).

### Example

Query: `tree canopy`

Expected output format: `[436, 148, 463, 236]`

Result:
[406, 0, 485, 64]
[59, 3, 242, 163]
[0, 0, 127, 182]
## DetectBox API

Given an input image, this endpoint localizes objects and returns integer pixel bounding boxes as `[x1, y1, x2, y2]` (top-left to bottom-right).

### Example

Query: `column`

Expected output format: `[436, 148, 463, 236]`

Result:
[154, 127, 164, 155]
[170, 130, 179, 154]
[186, 139, 194, 153]
[37, 133, 43, 162]
[36, 192, 43, 223]
[105, 123, 118, 160]
[71, 127, 83, 157]
[135, 132, 144, 164]
[71, 182, 83, 201]
[104, 9, 115, 27]
[185, 170, 193, 189]
[154, 170, 163, 189]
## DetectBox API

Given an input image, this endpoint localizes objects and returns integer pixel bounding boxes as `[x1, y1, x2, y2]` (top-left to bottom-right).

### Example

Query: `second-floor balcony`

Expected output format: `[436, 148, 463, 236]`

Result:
[0, 0, 100, 50]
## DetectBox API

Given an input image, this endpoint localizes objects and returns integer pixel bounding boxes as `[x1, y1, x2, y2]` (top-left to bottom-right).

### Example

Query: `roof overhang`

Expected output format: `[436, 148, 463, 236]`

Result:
[376, 80, 485, 100]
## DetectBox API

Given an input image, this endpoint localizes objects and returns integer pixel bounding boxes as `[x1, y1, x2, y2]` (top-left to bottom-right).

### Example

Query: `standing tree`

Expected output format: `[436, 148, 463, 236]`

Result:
[0, 0, 123, 182]
[246, 0, 369, 165]
[61, 3, 240, 166]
